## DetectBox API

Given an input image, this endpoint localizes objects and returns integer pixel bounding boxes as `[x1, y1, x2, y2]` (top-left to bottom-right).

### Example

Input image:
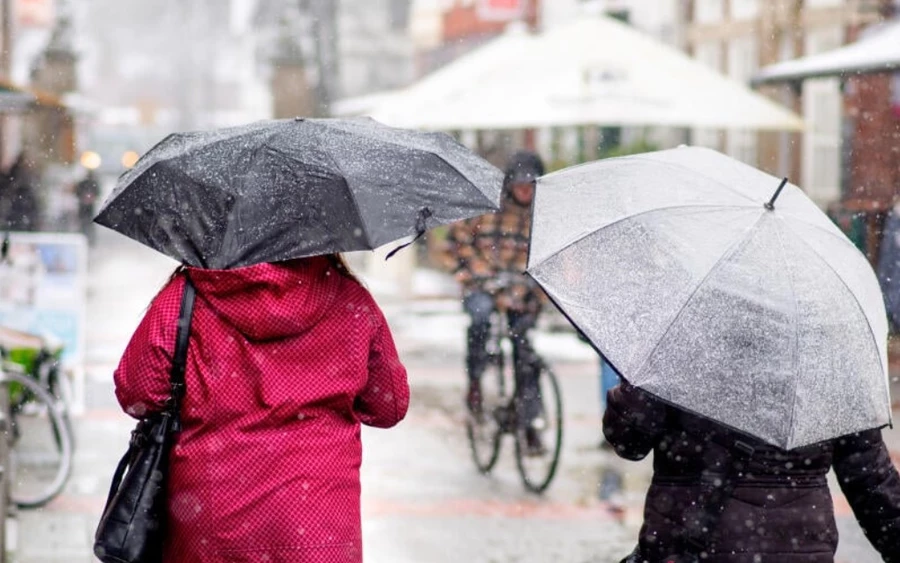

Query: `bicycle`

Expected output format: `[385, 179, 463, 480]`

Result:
[0, 327, 74, 509]
[11, 332, 75, 450]
[464, 278, 563, 494]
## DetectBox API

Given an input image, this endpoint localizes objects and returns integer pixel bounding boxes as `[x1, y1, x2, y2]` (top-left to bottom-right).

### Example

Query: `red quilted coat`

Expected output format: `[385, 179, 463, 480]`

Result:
[114, 257, 410, 563]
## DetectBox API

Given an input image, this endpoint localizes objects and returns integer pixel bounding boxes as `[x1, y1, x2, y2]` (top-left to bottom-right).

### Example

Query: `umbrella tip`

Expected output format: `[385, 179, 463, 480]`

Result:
[765, 178, 789, 211]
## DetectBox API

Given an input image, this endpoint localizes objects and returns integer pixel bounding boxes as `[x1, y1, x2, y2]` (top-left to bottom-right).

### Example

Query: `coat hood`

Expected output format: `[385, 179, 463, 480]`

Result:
[187, 257, 342, 341]
[503, 150, 545, 185]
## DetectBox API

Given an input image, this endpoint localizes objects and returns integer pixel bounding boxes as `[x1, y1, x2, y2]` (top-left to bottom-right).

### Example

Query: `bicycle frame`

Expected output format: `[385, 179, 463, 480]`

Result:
[0, 346, 74, 509]
[466, 300, 564, 493]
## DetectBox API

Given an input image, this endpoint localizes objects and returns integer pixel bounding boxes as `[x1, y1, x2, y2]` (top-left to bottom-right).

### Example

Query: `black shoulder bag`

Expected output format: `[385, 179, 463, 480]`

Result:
[621, 432, 756, 563]
[94, 278, 196, 563]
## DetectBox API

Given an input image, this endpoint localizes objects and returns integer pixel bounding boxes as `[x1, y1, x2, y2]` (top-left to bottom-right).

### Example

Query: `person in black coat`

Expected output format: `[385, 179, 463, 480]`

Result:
[4, 153, 39, 231]
[75, 169, 101, 244]
[604, 380, 900, 563]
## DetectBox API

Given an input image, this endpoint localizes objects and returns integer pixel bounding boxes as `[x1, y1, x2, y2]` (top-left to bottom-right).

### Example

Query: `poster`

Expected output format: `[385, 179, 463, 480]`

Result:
[0, 231, 87, 372]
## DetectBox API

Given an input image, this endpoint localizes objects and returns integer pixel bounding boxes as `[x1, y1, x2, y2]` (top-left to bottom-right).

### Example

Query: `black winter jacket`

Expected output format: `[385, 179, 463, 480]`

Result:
[604, 381, 900, 563]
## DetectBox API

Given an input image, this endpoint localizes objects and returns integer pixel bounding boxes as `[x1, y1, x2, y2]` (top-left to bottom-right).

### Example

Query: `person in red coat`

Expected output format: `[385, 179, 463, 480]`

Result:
[114, 255, 410, 563]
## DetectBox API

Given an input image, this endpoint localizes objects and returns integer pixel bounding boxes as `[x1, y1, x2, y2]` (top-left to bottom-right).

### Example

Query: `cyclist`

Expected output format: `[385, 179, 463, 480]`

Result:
[444, 150, 546, 454]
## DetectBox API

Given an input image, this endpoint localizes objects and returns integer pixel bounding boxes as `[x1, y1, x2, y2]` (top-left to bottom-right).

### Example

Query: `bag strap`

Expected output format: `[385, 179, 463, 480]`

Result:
[679, 434, 756, 560]
[99, 278, 196, 509]
[164, 276, 196, 431]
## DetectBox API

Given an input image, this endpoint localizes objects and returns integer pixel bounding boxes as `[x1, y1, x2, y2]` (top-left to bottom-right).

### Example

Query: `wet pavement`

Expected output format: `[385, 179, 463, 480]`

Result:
[8, 229, 898, 562]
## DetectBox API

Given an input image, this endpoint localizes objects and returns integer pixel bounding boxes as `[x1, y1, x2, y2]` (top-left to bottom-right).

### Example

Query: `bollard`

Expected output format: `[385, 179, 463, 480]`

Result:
[0, 382, 9, 562]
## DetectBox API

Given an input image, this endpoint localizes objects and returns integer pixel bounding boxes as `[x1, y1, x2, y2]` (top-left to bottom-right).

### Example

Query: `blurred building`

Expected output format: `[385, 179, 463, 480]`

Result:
[71, 0, 279, 183]
[79, 0, 270, 134]
[256, 0, 414, 115]
[0, 0, 81, 232]
[681, 0, 892, 208]
[744, 0, 900, 269]
[0, 0, 76, 169]
[406, 0, 685, 166]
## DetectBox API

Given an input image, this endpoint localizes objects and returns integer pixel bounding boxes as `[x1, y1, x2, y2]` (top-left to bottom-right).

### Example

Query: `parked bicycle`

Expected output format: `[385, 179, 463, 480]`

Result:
[465, 276, 563, 494]
[0, 326, 74, 510]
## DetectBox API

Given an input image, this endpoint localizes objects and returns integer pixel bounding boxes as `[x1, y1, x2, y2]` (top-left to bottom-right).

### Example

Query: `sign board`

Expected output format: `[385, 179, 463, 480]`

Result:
[0, 231, 87, 411]
[476, 0, 526, 22]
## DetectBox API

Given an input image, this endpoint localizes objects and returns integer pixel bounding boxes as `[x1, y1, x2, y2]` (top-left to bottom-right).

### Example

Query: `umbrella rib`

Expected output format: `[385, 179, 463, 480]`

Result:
[318, 123, 500, 209]
[605, 155, 763, 206]
[338, 177, 374, 250]
[781, 221, 890, 422]
[777, 211, 870, 253]
[436, 156, 500, 212]
[632, 212, 767, 385]
[314, 121, 498, 246]
[318, 149, 374, 249]
[772, 220, 802, 449]
[149, 160, 213, 268]
[529, 204, 753, 268]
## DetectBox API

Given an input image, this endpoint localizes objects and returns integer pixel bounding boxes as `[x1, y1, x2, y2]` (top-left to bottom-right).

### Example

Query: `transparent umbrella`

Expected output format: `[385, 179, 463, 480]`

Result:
[527, 146, 891, 449]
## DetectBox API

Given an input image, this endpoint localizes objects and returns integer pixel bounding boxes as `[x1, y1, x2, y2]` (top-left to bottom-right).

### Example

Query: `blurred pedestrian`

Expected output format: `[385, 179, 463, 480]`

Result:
[5, 153, 39, 231]
[606, 381, 900, 562]
[596, 355, 620, 449]
[444, 149, 547, 454]
[113, 255, 410, 562]
[74, 169, 100, 244]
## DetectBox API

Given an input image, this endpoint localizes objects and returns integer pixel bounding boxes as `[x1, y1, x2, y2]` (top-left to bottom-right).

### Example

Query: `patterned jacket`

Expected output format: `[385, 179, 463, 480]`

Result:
[443, 192, 544, 316]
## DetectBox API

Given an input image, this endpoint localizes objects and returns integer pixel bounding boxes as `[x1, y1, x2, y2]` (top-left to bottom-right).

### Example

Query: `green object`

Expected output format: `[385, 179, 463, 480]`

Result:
[2, 334, 64, 406]
[600, 139, 660, 159]
[7, 346, 39, 374]
[827, 209, 866, 254]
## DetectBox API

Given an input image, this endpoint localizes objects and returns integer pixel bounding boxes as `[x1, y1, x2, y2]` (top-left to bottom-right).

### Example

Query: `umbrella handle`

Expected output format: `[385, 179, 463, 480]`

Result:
[385, 207, 433, 260]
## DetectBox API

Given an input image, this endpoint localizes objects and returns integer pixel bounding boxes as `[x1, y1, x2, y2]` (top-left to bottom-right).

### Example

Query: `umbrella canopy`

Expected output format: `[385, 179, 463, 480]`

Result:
[363, 17, 803, 131]
[527, 146, 891, 449]
[753, 19, 900, 85]
[95, 117, 503, 269]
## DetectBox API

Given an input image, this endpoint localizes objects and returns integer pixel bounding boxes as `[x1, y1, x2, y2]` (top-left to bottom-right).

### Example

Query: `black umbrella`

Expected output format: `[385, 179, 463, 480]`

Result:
[95, 117, 503, 269]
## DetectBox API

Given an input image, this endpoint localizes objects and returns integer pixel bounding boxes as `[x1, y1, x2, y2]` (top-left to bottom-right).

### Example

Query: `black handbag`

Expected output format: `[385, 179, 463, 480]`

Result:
[94, 279, 196, 563]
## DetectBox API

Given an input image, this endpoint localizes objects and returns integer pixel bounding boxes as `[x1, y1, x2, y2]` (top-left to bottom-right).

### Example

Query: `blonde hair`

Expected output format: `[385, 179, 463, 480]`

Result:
[325, 253, 358, 282]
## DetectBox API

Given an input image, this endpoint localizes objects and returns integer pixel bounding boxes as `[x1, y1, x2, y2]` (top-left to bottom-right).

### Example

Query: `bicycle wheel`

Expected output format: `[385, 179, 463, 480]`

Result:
[515, 362, 563, 494]
[44, 361, 76, 450]
[2, 363, 73, 509]
[466, 351, 510, 474]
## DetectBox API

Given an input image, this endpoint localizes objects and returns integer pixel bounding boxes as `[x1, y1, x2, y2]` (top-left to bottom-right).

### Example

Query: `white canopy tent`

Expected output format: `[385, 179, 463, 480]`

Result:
[753, 19, 900, 85]
[349, 16, 803, 132]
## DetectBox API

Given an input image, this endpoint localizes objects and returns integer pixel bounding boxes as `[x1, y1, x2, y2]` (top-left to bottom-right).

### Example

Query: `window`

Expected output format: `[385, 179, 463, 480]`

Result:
[802, 28, 843, 205]
[726, 37, 758, 165]
[691, 42, 724, 150]
[389, 0, 410, 31]
[730, 0, 758, 20]
[695, 0, 724, 24]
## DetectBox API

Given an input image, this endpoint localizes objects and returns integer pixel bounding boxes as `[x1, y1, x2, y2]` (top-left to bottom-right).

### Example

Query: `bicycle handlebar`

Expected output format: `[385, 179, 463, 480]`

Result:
[477, 271, 538, 293]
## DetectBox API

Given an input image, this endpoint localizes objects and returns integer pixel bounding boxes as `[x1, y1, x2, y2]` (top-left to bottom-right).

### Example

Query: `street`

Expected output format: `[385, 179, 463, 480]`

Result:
[9, 229, 897, 563]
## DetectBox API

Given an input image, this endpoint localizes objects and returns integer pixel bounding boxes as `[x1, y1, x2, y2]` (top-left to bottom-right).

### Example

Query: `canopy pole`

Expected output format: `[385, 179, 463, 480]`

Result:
[765, 178, 789, 210]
